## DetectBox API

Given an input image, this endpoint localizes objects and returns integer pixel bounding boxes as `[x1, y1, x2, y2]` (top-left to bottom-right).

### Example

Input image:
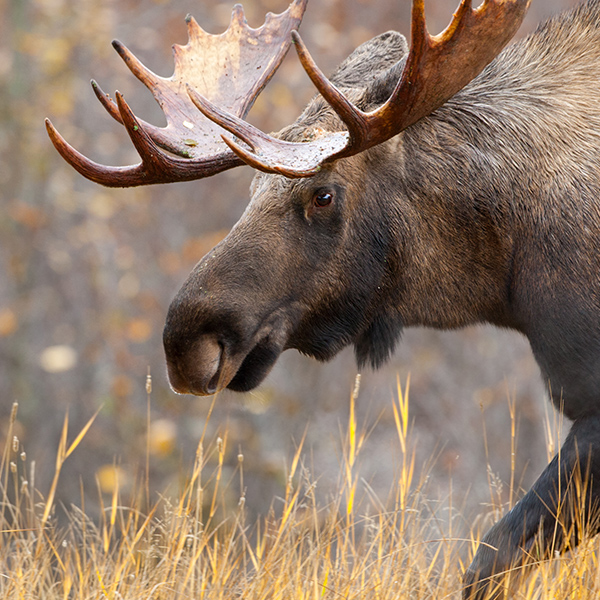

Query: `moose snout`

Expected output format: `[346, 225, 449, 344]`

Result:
[165, 333, 223, 396]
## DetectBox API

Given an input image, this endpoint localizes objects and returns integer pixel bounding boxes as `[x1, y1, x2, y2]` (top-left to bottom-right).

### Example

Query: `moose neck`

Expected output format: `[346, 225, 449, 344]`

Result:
[380, 96, 527, 333]
[382, 11, 600, 335]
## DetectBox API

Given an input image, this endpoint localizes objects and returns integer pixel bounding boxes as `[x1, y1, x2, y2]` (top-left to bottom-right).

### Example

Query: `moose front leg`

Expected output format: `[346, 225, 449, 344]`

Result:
[464, 414, 600, 600]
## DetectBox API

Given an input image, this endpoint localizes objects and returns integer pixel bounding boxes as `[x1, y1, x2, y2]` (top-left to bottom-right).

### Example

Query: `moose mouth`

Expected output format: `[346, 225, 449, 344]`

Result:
[166, 330, 286, 396]
[226, 336, 285, 392]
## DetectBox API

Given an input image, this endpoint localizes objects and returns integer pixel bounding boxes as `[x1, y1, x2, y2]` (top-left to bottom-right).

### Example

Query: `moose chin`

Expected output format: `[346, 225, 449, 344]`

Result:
[46, 0, 600, 598]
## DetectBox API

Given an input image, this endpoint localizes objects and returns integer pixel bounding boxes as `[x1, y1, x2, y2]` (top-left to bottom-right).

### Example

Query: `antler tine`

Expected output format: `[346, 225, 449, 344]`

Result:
[290, 31, 369, 153]
[187, 85, 261, 151]
[45, 117, 150, 187]
[91, 80, 123, 124]
[114, 91, 167, 166]
[429, 0, 471, 41]
[112, 39, 162, 91]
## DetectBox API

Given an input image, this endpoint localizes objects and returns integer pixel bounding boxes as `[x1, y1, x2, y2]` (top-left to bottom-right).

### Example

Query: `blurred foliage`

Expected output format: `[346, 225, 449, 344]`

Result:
[0, 0, 579, 519]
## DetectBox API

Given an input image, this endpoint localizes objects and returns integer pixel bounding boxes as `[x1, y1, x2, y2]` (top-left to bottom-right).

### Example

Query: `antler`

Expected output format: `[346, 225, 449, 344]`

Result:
[45, 0, 307, 187]
[194, 0, 530, 177]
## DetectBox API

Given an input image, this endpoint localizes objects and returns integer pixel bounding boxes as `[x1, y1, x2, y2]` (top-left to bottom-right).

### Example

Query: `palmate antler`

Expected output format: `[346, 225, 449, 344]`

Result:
[193, 0, 531, 177]
[46, 0, 530, 185]
[45, 0, 307, 187]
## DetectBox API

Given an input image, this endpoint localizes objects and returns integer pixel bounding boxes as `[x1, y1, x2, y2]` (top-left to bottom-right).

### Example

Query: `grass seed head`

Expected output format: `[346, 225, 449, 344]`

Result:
[9, 402, 18, 425]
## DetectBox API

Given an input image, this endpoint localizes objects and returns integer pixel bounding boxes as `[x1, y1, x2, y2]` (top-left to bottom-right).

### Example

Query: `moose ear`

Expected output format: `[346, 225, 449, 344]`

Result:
[329, 31, 408, 91]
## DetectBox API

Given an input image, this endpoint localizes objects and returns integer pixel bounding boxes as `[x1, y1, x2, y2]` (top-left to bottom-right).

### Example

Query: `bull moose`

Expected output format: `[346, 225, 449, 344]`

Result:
[46, 0, 600, 597]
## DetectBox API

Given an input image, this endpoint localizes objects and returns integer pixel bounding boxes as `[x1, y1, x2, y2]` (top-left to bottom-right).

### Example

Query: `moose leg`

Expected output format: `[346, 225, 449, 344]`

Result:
[463, 414, 600, 600]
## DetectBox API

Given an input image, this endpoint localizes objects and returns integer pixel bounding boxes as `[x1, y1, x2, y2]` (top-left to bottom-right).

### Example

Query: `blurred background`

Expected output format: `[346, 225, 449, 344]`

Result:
[0, 0, 579, 524]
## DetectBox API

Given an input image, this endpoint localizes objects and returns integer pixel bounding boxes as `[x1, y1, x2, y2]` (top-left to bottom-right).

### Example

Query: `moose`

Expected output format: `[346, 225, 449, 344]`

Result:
[46, 0, 600, 597]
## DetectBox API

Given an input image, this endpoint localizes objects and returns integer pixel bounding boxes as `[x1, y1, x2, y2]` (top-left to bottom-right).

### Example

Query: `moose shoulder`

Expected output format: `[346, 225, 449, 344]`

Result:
[46, 1, 600, 598]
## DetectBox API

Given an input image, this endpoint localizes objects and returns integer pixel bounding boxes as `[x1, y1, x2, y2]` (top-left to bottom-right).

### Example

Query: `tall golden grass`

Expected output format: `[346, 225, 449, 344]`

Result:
[1, 377, 599, 599]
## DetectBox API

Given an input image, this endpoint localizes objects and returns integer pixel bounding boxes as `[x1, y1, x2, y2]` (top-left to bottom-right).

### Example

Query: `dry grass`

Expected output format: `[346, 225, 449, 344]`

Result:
[1, 378, 600, 599]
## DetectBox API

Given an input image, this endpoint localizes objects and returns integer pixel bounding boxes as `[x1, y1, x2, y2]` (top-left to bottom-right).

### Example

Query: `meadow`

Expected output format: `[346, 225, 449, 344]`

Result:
[1, 377, 599, 600]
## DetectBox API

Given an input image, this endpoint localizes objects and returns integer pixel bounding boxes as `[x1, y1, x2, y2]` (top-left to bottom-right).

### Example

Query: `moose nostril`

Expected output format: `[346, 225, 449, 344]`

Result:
[165, 333, 224, 396]
[206, 342, 224, 394]
[193, 336, 223, 395]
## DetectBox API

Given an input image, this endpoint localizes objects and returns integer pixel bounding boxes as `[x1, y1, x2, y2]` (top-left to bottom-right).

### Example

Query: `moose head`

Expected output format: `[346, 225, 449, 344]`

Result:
[45, 0, 529, 396]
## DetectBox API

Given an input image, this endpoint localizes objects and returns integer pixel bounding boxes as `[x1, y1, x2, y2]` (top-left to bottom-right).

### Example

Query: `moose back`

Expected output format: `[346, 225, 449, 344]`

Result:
[46, 0, 600, 598]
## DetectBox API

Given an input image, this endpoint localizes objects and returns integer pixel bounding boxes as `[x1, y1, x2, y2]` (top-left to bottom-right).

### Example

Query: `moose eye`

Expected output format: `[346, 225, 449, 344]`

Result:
[313, 190, 334, 208]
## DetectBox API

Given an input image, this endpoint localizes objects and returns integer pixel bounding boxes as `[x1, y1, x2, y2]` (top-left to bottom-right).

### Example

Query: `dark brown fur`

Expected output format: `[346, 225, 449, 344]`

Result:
[163, 2, 600, 598]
